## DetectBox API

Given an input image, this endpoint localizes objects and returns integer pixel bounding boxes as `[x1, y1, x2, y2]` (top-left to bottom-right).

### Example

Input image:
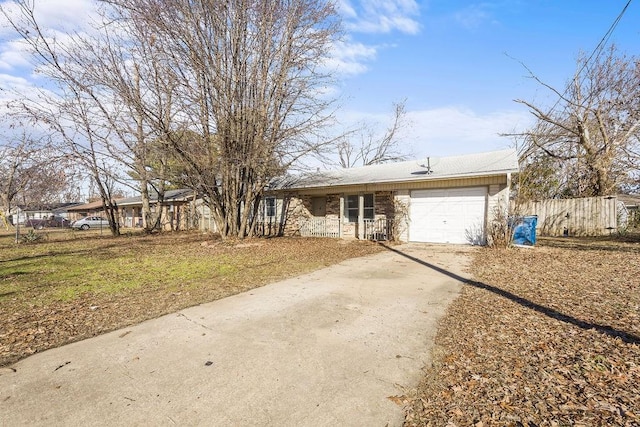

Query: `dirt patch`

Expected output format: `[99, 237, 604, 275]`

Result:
[0, 232, 382, 367]
[404, 236, 640, 426]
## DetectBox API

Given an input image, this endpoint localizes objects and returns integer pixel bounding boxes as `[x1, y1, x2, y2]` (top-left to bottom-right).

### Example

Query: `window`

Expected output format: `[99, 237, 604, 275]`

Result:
[346, 195, 358, 222]
[344, 194, 374, 222]
[265, 197, 276, 218]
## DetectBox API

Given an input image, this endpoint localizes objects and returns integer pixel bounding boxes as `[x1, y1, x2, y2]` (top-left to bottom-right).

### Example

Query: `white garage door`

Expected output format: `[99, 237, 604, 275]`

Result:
[410, 187, 487, 244]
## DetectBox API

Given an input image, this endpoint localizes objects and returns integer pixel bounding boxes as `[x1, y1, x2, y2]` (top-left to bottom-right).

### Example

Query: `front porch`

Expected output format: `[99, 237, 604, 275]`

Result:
[296, 216, 392, 240]
[273, 191, 399, 241]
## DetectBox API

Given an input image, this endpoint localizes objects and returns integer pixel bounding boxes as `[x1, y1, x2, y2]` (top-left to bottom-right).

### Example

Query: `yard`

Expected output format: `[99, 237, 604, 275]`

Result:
[2, 229, 639, 425]
[404, 235, 640, 426]
[0, 229, 382, 367]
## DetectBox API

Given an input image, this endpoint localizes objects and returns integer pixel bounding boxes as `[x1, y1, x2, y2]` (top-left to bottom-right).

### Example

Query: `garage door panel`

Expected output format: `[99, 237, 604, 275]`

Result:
[410, 187, 486, 244]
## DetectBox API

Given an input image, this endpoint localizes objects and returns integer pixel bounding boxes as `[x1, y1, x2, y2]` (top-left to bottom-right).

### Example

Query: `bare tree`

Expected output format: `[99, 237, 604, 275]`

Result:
[3, 0, 342, 239]
[511, 46, 640, 198]
[2, 1, 184, 234]
[111, 0, 342, 238]
[77, 11, 183, 232]
[337, 100, 411, 168]
[1, 1, 125, 235]
[0, 130, 72, 227]
[0, 134, 36, 227]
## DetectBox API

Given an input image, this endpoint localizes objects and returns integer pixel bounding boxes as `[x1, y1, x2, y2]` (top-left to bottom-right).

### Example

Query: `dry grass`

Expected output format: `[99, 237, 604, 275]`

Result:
[0, 230, 382, 367]
[405, 235, 640, 426]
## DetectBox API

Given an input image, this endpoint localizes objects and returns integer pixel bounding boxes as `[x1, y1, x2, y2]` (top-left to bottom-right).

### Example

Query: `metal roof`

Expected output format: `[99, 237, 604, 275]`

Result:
[273, 148, 519, 190]
[67, 189, 195, 211]
[117, 189, 195, 207]
[67, 199, 121, 211]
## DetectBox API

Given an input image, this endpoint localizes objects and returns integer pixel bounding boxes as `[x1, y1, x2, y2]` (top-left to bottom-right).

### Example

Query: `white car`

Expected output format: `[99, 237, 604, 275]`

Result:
[72, 216, 110, 230]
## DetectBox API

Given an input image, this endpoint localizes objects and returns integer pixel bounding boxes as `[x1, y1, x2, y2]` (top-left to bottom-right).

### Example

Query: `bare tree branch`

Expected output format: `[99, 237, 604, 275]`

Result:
[337, 99, 411, 168]
[508, 45, 640, 199]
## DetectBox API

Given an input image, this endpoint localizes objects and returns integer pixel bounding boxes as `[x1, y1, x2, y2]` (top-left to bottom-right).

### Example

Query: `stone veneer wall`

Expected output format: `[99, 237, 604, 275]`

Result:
[275, 191, 403, 239]
[297, 194, 341, 216]
[374, 191, 394, 220]
[326, 194, 340, 216]
[281, 195, 311, 236]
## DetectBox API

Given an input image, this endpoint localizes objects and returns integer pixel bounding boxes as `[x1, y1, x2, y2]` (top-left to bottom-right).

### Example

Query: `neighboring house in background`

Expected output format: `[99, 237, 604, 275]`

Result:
[66, 199, 119, 221]
[618, 194, 640, 229]
[118, 189, 196, 230]
[11, 202, 83, 225]
[261, 149, 519, 245]
[67, 189, 197, 231]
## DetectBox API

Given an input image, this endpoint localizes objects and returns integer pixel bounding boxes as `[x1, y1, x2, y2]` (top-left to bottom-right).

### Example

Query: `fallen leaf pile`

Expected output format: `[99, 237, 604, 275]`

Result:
[404, 237, 640, 426]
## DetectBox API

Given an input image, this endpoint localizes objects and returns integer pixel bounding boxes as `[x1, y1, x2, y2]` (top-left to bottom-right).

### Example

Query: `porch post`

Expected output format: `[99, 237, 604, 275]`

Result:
[358, 194, 364, 240]
[339, 195, 344, 238]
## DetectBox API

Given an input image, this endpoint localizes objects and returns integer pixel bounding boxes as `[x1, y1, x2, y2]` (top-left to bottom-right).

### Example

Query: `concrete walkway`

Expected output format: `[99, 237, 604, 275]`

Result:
[0, 243, 472, 427]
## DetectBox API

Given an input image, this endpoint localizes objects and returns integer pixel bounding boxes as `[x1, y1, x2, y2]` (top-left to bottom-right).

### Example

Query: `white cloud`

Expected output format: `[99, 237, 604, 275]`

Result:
[0, 72, 37, 103]
[328, 1, 421, 81]
[325, 39, 378, 76]
[341, 0, 421, 34]
[0, 72, 30, 87]
[0, 0, 102, 74]
[2, 0, 98, 33]
[404, 106, 532, 156]
[0, 73, 39, 122]
[450, 2, 503, 30]
[338, 106, 533, 158]
[336, 0, 358, 19]
[36, 0, 96, 24]
[0, 40, 31, 70]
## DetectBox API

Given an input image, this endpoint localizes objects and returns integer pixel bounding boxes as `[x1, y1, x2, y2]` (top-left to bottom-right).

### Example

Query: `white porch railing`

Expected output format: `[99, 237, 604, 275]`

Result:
[299, 217, 340, 238]
[363, 218, 390, 241]
[299, 217, 391, 240]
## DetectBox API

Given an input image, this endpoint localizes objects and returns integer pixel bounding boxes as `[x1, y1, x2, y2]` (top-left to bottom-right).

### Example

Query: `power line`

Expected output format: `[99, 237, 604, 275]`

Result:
[547, 0, 632, 117]
[579, 0, 632, 76]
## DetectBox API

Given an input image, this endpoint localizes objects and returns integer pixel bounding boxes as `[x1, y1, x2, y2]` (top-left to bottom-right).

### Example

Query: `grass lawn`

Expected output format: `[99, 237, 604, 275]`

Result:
[404, 235, 640, 426]
[0, 229, 382, 367]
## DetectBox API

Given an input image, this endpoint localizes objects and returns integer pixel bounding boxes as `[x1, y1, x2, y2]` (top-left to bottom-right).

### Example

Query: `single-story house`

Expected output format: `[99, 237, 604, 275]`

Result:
[263, 149, 519, 244]
[66, 199, 117, 220]
[11, 202, 83, 225]
[117, 189, 196, 230]
[67, 189, 197, 230]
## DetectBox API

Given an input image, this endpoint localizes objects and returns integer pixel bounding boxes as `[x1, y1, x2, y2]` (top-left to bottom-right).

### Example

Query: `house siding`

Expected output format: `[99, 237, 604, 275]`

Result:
[374, 191, 394, 219]
[487, 183, 509, 222]
[394, 191, 410, 242]
[286, 174, 508, 196]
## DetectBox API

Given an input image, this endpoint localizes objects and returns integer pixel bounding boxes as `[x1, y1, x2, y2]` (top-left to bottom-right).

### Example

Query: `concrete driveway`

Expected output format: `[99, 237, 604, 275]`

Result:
[0, 243, 472, 426]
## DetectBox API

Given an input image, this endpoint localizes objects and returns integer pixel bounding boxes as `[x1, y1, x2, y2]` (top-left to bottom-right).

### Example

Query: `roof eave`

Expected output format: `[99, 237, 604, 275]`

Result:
[117, 196, 194, 207]
[274, 168, 518, 192]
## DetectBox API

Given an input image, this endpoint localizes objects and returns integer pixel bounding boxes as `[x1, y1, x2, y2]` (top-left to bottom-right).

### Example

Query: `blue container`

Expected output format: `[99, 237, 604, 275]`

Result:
[511, 215, 538, 246]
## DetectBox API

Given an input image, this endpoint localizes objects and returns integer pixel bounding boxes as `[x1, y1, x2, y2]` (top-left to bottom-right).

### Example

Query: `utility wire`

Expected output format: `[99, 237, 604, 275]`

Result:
[546, 0, 632, 117]
[578, 0, 632, 78]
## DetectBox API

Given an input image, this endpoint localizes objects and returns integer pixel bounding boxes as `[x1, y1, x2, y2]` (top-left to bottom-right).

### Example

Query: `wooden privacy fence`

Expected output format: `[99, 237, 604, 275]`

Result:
[513, 196, 618, 237]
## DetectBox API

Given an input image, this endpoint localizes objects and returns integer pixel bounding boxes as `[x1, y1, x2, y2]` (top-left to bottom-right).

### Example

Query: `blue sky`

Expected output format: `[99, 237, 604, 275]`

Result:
[1, 0, 638, 160]
[334, 0, 639, 157]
